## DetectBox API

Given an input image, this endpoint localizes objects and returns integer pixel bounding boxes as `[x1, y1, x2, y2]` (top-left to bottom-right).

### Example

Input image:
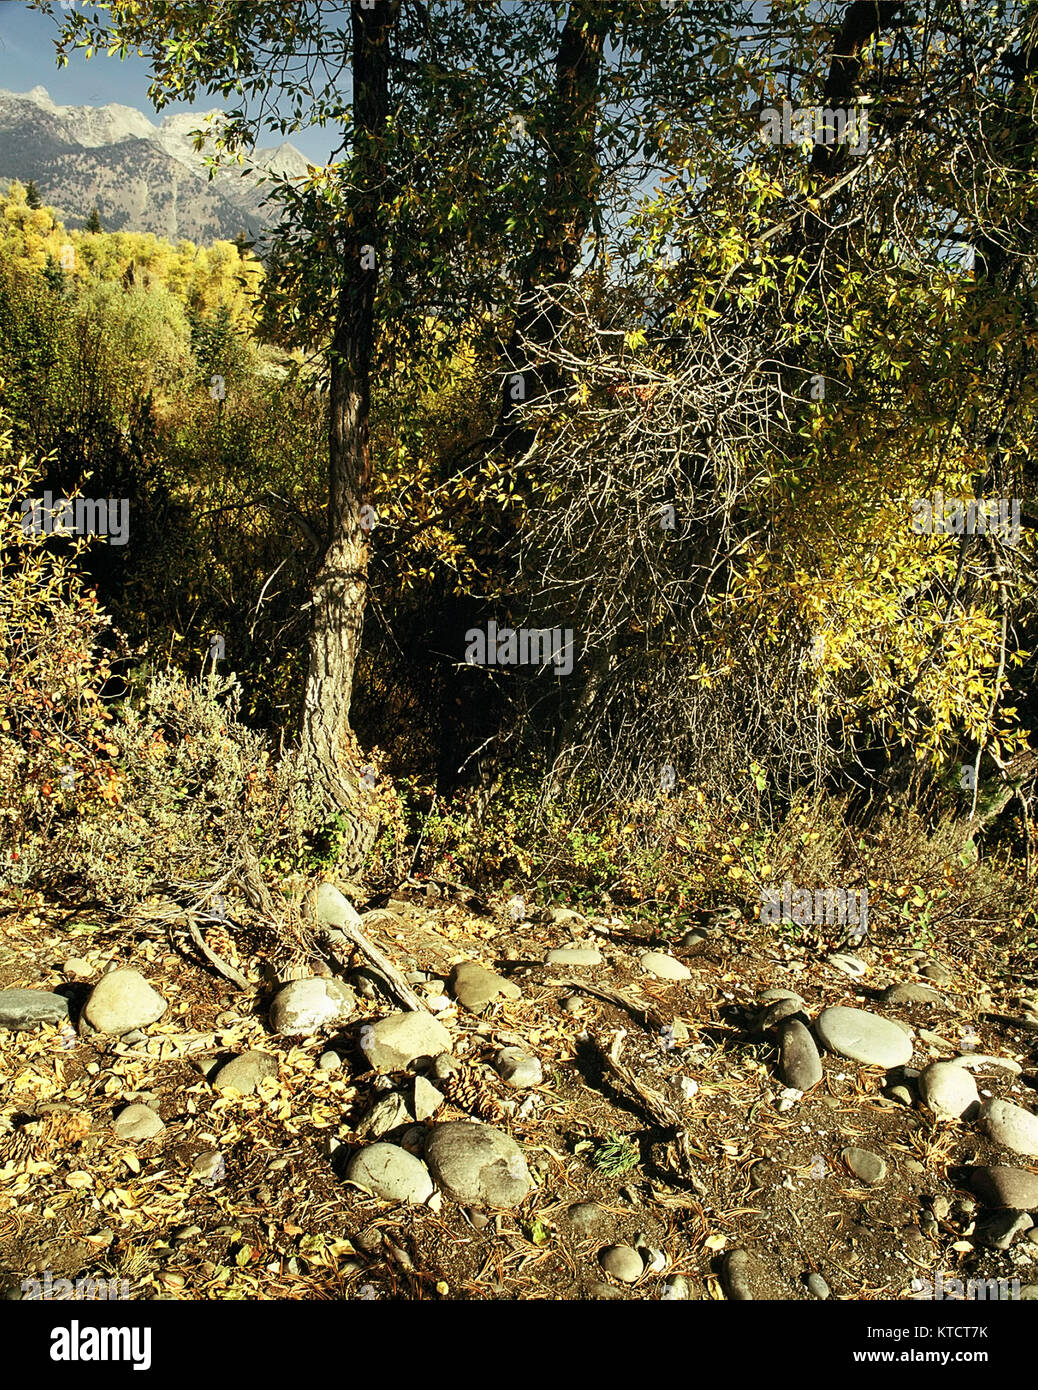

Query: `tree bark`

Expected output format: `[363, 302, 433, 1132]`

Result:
[299, 0, 400, 868]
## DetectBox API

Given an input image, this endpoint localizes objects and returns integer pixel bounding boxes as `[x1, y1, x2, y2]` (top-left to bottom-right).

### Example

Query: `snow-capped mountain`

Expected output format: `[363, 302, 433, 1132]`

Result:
[0, 86, 310, 243]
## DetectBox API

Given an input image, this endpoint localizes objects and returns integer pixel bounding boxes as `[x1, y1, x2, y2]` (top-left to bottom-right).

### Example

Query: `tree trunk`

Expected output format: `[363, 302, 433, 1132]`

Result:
[298, 0, 399, 870]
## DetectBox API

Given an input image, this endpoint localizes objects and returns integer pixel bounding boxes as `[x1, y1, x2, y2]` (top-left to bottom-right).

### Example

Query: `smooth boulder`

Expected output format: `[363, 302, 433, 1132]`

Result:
[83, 970, 166, 1035]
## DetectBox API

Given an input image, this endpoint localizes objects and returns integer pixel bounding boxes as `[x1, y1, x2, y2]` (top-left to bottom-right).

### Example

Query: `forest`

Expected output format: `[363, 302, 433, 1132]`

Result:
[1, 0, 1037, 1317]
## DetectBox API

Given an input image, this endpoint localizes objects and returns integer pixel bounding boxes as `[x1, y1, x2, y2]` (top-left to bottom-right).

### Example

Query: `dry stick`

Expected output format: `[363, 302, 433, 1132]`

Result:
[550, 976, 667, 1034]
[589, 1030, 707, 1196]
[183, 912, 251, 991]
[318, 909, 431, 1014]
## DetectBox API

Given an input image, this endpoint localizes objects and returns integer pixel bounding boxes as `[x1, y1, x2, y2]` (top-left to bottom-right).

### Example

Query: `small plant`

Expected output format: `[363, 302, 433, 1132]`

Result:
[588, 1130, 641, 1177]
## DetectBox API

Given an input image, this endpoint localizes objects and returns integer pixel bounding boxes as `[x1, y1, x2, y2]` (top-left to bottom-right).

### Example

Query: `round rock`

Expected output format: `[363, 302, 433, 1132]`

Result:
[493, 1047, 543, 1089]
[639, 952, 692, 981]
[883, 982, 947, 1007]
[423, 1120, 533, 1208]
[82, 970, 167, 1035]
[564, 1201, 606, 1236]
[448, 960, 521, 1012]
[919, 1061, 979, 1120]
[723, 1249, 756, 1300]
[600, 1244, 643, 1283]
[842, 1147, 887, 1185]
[361, 1012, 452, 1072]
[212, 1051, 278, 1095]
[346, 1143, 434, 1204]
[979, 1099, 1038, 1158]
[814, 1006, 913, 1068]
[113, 1103, 165, 1141]
[270, 977, 355, 1036]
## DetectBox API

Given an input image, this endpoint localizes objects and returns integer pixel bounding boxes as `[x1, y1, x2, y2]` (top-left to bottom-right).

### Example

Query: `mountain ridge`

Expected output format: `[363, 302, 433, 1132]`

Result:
[0, 85, 309, 243]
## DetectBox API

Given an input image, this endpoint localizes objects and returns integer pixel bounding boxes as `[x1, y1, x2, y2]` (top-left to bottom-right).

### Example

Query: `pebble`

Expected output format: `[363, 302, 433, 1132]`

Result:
[493, 1047, 543, 1089]
[586, 1280, 626, 1299]
[600, 1244, 643, 1283]
[882, 982, 946, 1006]
[806, 1272, 830, 1299]
[318, 1051, 341, 1072]
[887, 1084, 914, 1106]
[423, 1121, 532, 1208]
[546, 947, 603, 967]
[62, 957, 94, 981]
[360, 1012, 452, 1072]
[841, 1147, 887, 1185]
[448, 960, 521, 1012]
[778, 1017, 822, 1090]
[190, 1151, 224, 1182]
[949, 1054, 1022, 1075]
[82, 970, 167, 1035]
[346, 1143, 435, 1204]
[967, 1165, 1038, 1210]
[723, 1249, 756, 1300]
[560, 995, 584, 1014]
[270, 977, 355, 1036]
[930, 1196, 951, 1220]
[979, 1098, 1038, 1158]
[760, 989, 804, 1005]
[814, 1006, 914, 1068]
[113, 1103, 165, 1141]
[171, 1224, 203, 1244]
[639, 951, 692, 981]
[918, 1028, 955, 1051]
[918, 1060, 979, 1120]
[212, 1051, 278, 1095]
[0, 988, 71, 1031]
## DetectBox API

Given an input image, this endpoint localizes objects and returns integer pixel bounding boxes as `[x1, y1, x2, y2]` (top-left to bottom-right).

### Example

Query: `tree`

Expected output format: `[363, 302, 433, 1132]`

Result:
[24, 180, 42, 210]
[85, 206, 102, 234]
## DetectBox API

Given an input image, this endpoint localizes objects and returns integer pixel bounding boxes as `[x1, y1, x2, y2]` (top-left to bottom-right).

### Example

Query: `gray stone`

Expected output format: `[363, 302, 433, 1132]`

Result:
[640, 952, 692, 981]
[357, 1092, 410, 1139]
[493, 1047, 543, 1089]
[270, 977, 355, 1036]
[600, 1244, 643, 1283]
[761, 997, 806, 1029]
[190, 1151, 224, 1181]
[346, 1143, 434, 1204]
[918, 1028, 955, 1051]
[448, 960, 521, 1011]
[423, 1120, 533, 1208]
[411, 1075, 443, 1122]
[968, 1166, 1038, 1210]
[979, 1099, 1038, 1158]
[361, 1012, 452, 1072]
[973, 1211, 1034, 1251]
[814, 1007, 914, 1068]
[564, 1201, 606, 1236]
[63, 958, 94, 981]
[778, 1017, 823, 1090]
[0, 988, 71, 1031]
[212, 1051, 278, 1095]
[315, 882, 363, 930]
[723, 1249, 756, 1300]
[317, 1051, 341, 1072]
[546, 947, 603, 967]
[842, 1147, 887, 1185]
[83, 970, 166, 1035]
[560, 995, 584, 1014]
[1020, 1285, 1038, 1300]
[828, 953, 867, 979]
[806, 1272, 830, 1299]
[918, 1061, 979, 1120]
[113, 1103, 165, 1141]
[585, 1280, 627, 1300]
[883, 982, 947, 1006]
[886, 1084, 914, 1106]
[550, 908, 586, 928]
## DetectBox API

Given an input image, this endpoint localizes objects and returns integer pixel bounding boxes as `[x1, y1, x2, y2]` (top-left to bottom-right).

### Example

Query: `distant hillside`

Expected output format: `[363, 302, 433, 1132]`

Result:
[0, 86, 309, 243]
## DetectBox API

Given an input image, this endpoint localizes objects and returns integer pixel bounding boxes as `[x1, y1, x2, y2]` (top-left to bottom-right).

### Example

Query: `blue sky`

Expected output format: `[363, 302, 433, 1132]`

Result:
[0, 0, 335, 160]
